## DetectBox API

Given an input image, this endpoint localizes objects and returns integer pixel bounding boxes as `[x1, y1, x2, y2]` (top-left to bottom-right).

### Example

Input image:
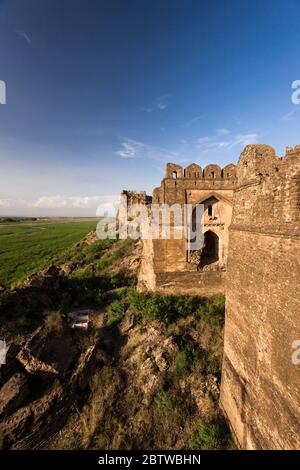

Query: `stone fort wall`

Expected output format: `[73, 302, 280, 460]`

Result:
[148, 162, 236, 294]
[123, 143, 300, 448]
[220, 144, 300, 449]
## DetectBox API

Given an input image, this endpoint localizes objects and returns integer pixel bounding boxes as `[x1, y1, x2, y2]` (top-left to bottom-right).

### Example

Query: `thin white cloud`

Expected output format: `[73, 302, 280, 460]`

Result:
[181, 115, 203, 128]
[197, 136, 213, 144]
[33, 196, 105, 208]
[115, 137, 177, 163]
[216, 128, 230, 135]
[229, 133, 258, 148]
[142, 94, 171, 113]
[0, 195, 120, 217]
[15, 29, 32, 45]
[280, 108, 300, 121]
[115, 138, 145, 158]
[156, 93, 171, 110]
[0, 198, 28, 208]
[196, 132, 258, 152]
[142, 107, 154, 113]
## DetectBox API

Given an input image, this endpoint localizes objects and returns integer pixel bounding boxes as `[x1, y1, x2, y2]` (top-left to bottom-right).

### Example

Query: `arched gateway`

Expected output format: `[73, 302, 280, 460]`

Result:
[202, 230, 219, 264]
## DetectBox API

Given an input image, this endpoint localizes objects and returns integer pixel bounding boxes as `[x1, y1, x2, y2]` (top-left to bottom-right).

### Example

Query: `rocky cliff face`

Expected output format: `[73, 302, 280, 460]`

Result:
[0, 301, 228, 450]
[0, 324, 98, 449]
[0, 236, 230, 450]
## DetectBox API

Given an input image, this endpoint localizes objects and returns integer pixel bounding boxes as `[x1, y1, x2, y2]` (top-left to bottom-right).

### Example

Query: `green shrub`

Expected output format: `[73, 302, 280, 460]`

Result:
[115, 289, 225, 326]
[112, 287, 131, 300]
[127, 291, 200, 324]
[172, 351, 189, 378]
[52, 238, 116, 266]
[82, 239, 115, 263]
[106, 271, 135, 289]
[63, 271, 106, 307]
[171, 337, 205, 378]
[96, 239, 133, 271]
[107, 301, 127, 326]
[155, 390, 177, 413]
[197, 294, 225, 326]
[206, 355, 221, 376]
[189, 418, 232, 450]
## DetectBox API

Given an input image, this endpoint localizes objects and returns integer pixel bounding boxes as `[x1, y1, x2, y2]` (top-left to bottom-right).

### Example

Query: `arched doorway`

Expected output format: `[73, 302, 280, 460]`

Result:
[200, 230, 219, 266]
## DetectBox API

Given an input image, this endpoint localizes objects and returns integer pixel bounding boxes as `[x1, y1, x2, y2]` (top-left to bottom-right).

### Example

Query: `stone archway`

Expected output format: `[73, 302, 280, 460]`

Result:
[200, 230, 219, 266]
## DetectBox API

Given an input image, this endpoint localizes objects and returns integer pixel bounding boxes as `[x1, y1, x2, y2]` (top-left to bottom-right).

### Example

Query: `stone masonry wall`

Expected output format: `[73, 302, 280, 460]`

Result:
[220, 144, 300, 449]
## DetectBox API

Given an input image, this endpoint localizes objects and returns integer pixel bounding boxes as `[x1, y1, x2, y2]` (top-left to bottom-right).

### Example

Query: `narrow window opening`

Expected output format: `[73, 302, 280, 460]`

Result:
[208, 204, 213, 217]
[172, 171, 177, 179]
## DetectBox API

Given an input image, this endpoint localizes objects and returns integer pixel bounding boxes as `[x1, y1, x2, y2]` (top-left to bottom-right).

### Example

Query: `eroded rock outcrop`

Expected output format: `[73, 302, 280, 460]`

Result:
[0, 372, 30, 418]
[17, 326, 76, 376]
[0, 321, 100, 449]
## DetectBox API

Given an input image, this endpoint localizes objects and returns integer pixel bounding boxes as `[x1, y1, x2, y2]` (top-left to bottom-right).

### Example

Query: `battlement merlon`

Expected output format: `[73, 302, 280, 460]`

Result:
[165, 162, 236, 180]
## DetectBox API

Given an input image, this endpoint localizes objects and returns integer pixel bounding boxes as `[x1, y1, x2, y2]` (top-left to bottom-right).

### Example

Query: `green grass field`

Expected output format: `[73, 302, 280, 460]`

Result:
[0, 220, 97, 288]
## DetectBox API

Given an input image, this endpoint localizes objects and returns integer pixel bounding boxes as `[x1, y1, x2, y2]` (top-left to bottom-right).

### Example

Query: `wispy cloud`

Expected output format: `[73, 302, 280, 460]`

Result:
[216, 128, 230, 135]
[181, 115, 203, 128]
[114, 128, 259, 177]
[231, 133, 258, 148]
[142, 94, 171, 113]
[116, 137, 177, 162]
[280, 108, 300, 121]
[196, 132, 258, 153]
[115, 138, 145, 158]
[0, 198, 27, 208]
[156, 94, 171, 110]
[0, 195, 120, 217]
[197, 136, 212, 144]
[0, 195, 118, 209]
[33, 196, 104, 208]
[15, 29, 32, 45]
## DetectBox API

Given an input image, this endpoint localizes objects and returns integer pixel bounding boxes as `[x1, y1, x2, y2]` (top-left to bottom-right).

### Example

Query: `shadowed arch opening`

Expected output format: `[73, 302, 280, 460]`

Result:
[201, 230, 219, 265]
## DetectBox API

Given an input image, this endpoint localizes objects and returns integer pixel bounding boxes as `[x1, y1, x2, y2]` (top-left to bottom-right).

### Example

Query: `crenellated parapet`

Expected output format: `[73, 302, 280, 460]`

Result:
[185, 163, 202, 178]
[285, 144, 300, 158]
[222, 163, 236, 179]
[165, 162, 236, 180]
[165, 163, 183, 179]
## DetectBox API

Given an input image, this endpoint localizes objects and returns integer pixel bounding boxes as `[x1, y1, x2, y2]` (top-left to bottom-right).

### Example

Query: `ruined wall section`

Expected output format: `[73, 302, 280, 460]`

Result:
[137, 207, 157, 292]
[152, 164, 236, 274]
[221, 144, 300, 449]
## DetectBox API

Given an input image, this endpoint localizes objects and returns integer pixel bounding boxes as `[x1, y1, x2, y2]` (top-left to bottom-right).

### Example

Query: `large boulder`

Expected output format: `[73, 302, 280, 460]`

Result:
[17, 326, 77, 377]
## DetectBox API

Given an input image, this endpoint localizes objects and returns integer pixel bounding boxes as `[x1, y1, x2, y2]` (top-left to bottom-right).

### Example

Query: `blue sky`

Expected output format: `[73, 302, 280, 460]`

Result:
[0, 0, 300, 215]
